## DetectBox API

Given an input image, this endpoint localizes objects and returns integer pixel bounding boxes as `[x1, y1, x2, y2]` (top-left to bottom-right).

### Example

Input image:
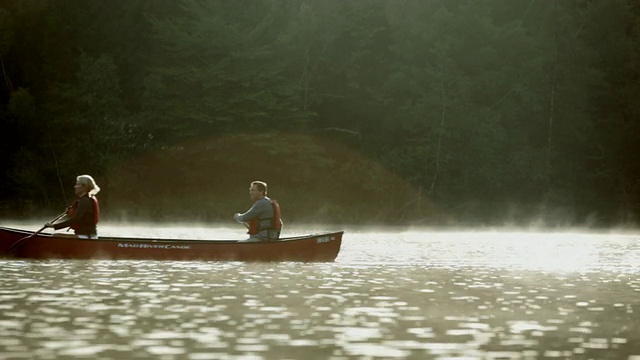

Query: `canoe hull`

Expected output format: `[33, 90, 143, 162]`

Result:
[0, 227, 343, 262]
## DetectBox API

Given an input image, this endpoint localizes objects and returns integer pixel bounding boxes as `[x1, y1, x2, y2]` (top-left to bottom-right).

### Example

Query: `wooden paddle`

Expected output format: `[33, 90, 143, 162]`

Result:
[8, 211, 68, 255]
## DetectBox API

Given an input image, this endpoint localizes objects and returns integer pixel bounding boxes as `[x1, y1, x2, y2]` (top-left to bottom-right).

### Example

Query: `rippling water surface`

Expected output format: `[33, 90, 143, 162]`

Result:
[1, 223, 639, 359]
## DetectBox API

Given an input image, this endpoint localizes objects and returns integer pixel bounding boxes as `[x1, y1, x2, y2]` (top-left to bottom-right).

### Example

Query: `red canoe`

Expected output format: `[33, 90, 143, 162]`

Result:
[0, 227, 343, 262]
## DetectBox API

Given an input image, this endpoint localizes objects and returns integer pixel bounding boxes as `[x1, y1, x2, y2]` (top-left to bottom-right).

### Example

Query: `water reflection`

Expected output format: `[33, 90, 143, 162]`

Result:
[0, 225, 639, 359]
[341, 230, 640, 274]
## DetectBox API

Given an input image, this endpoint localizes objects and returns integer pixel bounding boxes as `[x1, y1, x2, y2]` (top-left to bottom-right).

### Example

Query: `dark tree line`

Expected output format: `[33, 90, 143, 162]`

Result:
[1, 0, 638, 227]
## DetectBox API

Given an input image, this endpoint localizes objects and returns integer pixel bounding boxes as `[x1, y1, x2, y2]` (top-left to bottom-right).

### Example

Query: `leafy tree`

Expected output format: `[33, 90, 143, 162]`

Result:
[580, 0, 640, 224]
[141, 0, 305, 142]
[0, 0, 638, 226]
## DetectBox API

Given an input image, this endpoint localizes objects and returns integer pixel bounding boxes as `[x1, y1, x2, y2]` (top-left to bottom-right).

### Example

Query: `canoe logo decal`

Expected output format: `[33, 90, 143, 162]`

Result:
[117, 243, 191, 250]
[316, 236, 332, 244]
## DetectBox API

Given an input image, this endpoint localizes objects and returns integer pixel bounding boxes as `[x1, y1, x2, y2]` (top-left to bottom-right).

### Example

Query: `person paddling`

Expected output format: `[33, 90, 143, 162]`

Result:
[46, 174, 101, 239]
[233, 181, 282, 242]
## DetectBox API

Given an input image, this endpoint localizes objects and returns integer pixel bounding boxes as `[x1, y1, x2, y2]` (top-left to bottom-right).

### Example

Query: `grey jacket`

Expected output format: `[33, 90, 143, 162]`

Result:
[237, 197, 281, 240]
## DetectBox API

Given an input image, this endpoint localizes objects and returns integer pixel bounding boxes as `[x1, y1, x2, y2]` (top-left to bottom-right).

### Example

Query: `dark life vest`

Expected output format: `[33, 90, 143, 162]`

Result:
[67, 196, 100, 230]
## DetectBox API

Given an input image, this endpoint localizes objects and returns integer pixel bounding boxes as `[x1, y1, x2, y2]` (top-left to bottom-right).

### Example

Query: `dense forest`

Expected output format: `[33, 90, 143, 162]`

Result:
[1, 0, 638, 228]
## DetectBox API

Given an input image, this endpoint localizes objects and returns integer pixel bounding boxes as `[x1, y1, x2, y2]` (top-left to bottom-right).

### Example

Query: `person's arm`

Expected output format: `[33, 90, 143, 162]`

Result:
[234, 200, 268, 223]
[50, 198, 91, 230]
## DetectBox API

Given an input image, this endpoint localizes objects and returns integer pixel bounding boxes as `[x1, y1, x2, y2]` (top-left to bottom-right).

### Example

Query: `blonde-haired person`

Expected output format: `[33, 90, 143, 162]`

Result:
[46, 175, 101, 239]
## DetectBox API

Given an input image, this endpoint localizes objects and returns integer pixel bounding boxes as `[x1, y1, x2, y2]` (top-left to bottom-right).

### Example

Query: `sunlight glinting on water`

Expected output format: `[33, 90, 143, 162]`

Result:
[432, 232, 602, 272]
[1, 222, 639, 358]
[338, 230, 639, 273]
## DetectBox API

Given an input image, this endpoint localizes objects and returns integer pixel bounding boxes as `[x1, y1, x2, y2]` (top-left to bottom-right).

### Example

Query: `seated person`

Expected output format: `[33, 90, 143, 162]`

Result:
[233, 181, 282, 241]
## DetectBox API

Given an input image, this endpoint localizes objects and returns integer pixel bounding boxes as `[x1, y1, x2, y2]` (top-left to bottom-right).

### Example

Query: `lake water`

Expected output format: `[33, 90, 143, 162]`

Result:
[1, 223, 639, 359]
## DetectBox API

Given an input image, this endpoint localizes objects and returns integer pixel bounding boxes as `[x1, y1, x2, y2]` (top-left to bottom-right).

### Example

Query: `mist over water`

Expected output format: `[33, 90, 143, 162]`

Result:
[1, 222, 639, 359]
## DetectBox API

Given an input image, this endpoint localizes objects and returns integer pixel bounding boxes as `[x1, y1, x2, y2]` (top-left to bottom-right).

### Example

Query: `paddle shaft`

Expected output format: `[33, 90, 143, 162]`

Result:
[8, 211, 68, 255]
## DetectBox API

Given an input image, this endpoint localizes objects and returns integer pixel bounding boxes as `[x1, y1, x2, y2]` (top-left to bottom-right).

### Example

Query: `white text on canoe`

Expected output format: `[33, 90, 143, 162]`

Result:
[117, 243, 191, 249]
